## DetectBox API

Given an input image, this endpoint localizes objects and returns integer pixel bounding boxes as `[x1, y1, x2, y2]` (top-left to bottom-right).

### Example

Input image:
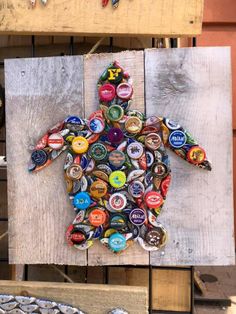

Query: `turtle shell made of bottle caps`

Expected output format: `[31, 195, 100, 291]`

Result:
[29, 61, 211, 254]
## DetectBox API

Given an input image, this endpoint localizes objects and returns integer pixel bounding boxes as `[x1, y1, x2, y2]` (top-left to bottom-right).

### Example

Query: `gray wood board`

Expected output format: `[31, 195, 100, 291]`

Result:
[5, 56, 87, 265]
[145, 47, 235, 265]
[5, 48, 235, 265]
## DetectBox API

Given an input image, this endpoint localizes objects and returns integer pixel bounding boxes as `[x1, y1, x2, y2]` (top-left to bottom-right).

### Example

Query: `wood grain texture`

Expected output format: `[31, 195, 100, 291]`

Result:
[152, 269, 191, 311]
[145, 47, 235, 265]
[0, 0, 203, 37]
[5, 56, 86, 265]
[84, 50, 148, 265]
[108, 267, 149, 286]
[0, 280, 148, 314]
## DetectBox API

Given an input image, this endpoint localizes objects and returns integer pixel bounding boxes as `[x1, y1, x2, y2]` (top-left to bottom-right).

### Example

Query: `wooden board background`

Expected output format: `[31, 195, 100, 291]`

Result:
[0, 280, 148, 314]
[5, 56, 87, 265]
[5, 48, 235, 265]
[0, 0, 203, 37]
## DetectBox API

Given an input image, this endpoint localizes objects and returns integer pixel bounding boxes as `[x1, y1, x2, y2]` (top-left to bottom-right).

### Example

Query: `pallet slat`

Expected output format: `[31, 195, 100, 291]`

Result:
[0, 280, 148, 314]
[145, 47, 234, 266]
[5, 56, 87, 265]
[0, 0, 203, 37]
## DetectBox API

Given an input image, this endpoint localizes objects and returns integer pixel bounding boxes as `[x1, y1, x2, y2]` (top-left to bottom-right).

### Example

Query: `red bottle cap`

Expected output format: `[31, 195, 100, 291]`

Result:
[160, 175, 171, 197]
[145, 191, 164, 208]
[99, 83, 116, 102]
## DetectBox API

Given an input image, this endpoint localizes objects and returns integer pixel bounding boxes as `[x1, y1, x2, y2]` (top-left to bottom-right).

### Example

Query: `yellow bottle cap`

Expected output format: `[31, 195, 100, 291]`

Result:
[72, 136, 89, 154]
[109, 171, 126, 188]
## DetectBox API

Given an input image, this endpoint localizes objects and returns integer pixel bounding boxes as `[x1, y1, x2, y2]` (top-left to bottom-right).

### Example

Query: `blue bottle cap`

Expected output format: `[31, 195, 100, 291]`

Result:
[88, 117, 105, 134]
[80, 154, 89, 170]
[73, 192, 91, 210]
[169, 130, 187, 148]
[65, 116, 83, 124]
[31, 149, 48, 166]
[129, 208, 146, 226]
[108, 233, 126, 252]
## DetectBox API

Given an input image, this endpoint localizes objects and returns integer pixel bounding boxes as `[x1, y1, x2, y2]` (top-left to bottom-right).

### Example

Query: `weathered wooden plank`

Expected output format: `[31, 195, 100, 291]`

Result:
[0, 0, 203, 37]
[145, 47, 235, 265]
[5, 56, 87, 265]
[84, 50, 149, 265]
[0, 280, 148, 314]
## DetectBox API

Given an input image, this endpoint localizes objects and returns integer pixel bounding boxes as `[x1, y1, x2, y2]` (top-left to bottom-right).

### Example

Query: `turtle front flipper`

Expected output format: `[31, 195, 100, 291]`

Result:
[28, 116, 86, 172]
[159, 117, 212, 171]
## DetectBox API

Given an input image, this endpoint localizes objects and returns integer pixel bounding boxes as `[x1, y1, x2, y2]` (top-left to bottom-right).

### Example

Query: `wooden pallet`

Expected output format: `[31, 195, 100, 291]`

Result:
[10, 265, 192, 312]
[4, 48, 234, 266]
[0, 0, 204, 37]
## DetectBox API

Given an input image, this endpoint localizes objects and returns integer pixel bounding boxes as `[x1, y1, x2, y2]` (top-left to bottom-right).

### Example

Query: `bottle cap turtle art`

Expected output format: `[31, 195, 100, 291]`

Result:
[28, 61, 212, 254]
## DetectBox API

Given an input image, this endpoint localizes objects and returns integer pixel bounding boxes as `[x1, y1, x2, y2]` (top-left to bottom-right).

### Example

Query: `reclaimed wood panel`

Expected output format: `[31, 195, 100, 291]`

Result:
[5, 56, 87, 265]
[0, 0, 203, 37]
[145, 47, 235, 265]
[0, 280, 148, 314]
[84, 50, 149, 265]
